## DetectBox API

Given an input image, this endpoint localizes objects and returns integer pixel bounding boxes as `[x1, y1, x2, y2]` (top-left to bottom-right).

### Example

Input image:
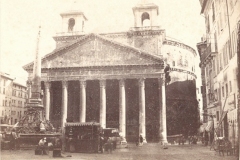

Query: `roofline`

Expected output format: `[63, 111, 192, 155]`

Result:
[23, 33, 164, 71]
[13, 81, 27, 88]
[164, 39, 197, 56]
[60, 11, 88, 21]
[25, 62, 164, 72]
[0, 72, 14, 80]
[200, 0, 207, 14]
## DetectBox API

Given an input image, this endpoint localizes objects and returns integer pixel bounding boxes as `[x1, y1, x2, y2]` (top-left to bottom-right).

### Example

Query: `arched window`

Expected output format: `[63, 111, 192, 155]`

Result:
[68, 18, 75, 32]
[141, 12, 150, 26]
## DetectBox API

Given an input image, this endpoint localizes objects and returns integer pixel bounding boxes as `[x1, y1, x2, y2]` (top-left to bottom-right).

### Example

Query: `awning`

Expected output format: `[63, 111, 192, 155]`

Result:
[65, 122, 100, 127]
[219, 111, 228, 124]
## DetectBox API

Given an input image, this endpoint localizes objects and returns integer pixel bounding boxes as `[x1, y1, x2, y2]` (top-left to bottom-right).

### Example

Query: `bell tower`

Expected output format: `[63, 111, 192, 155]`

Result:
[132, 1, 159, 28]
[54, 10, 88, 48]
[60, 11, 87, 34]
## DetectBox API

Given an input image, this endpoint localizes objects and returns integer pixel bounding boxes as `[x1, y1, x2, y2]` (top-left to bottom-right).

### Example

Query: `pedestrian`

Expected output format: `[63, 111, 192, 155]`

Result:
[106, 137, 113, 153]
[38, 137, 47, 155]
[139, 135, 143, 146]
[99, 133, 104, 153]
[9, 128, 18, 150]
[204, 131, 209, 146]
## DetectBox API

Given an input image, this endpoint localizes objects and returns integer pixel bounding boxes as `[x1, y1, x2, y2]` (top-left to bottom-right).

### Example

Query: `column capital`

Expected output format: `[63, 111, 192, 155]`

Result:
[44, 81, 51, 89]
[62, 80, 68, 89]
[158, 78, 165, 87]
[79, 80, 87, 88]
[99, 79, 106, 88]
[138, 78, 145, 87]
[119, 79, 125, 87]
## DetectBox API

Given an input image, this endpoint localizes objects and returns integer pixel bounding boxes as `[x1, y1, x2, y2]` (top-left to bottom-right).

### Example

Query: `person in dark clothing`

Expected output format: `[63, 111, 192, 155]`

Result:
[99, 134, 104, 153]
[9, 129, 18, 150]
[139, 135, 143, 146]
[38, 137, 47, 155]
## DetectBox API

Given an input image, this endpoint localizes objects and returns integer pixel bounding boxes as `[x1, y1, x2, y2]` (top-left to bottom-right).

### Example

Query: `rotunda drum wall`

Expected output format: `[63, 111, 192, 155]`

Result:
[162, 44, 197, 83]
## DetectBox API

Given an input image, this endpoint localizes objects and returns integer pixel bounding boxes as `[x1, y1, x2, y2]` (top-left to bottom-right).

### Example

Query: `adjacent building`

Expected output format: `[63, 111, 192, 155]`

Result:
[197, 0, 239, 146]
[0, 72, 27, 125]
[23, 1, 199, 142]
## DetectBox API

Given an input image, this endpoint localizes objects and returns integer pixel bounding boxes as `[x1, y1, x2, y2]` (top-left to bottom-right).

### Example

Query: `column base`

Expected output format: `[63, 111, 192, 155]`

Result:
[161, 140, 168, 146]
[143, 138, 147, 143]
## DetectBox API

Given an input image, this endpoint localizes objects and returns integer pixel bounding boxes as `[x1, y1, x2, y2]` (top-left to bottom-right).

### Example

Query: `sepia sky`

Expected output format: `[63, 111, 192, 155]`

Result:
[0, 0, 205, 84]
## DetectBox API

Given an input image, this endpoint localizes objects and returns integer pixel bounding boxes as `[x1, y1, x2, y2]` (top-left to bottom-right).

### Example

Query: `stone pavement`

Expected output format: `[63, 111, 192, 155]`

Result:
[1, 143, 239, 160]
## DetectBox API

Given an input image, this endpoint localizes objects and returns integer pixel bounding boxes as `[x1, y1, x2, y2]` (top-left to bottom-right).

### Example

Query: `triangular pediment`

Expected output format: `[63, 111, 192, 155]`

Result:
[23, 33, 163, 70]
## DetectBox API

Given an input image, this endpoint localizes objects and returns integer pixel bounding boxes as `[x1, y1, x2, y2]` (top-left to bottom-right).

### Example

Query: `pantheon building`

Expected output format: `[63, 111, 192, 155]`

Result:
[23, 2, 198, 142]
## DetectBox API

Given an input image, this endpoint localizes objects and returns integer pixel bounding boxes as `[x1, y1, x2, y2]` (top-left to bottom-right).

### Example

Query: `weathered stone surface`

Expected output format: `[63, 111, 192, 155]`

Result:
[41, 38, 162, 68]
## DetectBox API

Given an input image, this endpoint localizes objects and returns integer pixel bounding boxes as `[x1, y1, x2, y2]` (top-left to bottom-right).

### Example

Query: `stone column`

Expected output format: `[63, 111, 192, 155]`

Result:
[44, 81, 51, 121]
[139, 78, 147, 142]
[119, 79, 126, 138]
[100, 80, 106, 128]
[79, 80, 86, 122]
[159, 76, 168, 144]
[62, 80, 68, 127]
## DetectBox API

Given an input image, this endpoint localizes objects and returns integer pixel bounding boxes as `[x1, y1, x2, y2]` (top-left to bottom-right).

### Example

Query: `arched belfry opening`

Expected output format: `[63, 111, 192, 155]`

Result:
[68, 18, 75, 32]
[132, 2, 159, 28]
[141, 12, 150, 26]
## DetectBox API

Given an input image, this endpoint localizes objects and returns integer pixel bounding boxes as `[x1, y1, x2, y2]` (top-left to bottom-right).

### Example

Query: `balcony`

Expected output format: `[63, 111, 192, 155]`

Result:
[129, 26, 161, 31]
[200, 43, 217, 65]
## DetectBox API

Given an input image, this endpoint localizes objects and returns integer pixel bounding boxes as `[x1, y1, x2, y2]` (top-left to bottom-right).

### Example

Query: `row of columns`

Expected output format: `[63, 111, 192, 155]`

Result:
[43, 78, 168, 144]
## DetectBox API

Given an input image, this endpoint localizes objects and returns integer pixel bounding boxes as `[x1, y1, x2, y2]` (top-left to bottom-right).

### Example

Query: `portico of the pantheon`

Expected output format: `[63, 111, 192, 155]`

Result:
[23, 2, 197, 143]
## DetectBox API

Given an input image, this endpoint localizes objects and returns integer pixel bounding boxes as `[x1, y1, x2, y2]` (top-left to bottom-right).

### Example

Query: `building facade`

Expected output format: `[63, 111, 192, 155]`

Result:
[0, 72, 27, 125]
[23, 2, 199, 142]
[197, 0, 239, 146]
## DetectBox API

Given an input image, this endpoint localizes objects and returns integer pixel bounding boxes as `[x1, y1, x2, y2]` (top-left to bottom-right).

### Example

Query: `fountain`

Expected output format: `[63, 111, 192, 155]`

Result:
[15, 26, 61, 148]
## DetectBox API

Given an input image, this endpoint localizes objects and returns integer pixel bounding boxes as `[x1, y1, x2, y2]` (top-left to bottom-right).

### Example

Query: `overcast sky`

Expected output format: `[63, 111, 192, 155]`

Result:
[0, 0, 205, 84]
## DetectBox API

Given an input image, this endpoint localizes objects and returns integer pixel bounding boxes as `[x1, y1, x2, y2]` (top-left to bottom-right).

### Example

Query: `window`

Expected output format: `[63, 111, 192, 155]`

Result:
[213, 59, 216, 75]
[226, 83, 228, 96]
[68, 18, 75, 32]
[2, 110, 3, 116]
[232, 31, 236, 55]
[214, 89, 218, 101]
[229, 81, 232, 92]
[207, 15, 210, 33]
[220, 52, 223, 70]
[216, 111, 219, 121]
[222, 86, 224, 97]
[228, 40, 232, 59]
[212, 3, 215, 22]
[172, 61, 175, 67]
[141, 12, 150, 26]
[214, 32, 218, 51]
[217, 54, 220, 73]
[3, 88, 5, 94]
[219, 12, 223, 30]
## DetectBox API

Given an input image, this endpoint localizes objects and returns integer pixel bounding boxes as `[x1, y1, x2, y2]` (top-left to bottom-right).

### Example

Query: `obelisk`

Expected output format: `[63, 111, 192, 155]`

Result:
[26, 26, 43, 116]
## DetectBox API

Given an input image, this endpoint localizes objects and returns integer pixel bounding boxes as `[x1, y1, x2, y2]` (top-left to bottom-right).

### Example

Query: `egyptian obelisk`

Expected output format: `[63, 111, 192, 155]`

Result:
[26, 26, 43, 116]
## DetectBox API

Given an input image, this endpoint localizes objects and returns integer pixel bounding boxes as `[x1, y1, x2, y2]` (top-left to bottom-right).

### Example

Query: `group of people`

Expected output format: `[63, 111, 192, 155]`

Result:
[99, 134, 114, 153]
[37, 136, 62, 156]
